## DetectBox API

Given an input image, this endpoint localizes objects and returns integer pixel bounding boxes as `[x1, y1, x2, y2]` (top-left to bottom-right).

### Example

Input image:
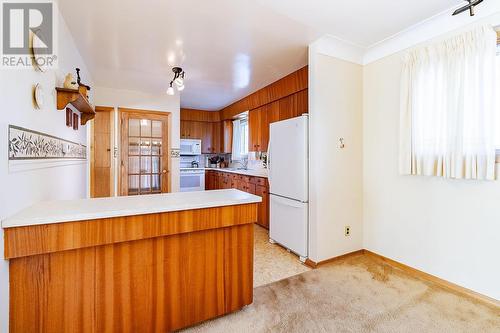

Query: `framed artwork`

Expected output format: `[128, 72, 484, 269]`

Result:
[73, 113, 79, 130]
[66, 108, 73, 127]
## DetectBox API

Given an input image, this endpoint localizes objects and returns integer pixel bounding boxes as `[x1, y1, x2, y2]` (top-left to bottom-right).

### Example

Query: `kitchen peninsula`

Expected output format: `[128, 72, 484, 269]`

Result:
[2, 189, 261, 332]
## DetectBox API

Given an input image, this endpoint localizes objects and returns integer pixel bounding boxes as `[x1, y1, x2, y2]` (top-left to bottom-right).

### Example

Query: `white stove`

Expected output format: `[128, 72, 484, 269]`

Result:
[180, 156, 205, 192]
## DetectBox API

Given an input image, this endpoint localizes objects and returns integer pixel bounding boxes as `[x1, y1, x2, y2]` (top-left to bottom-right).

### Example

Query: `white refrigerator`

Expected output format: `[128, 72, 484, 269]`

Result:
[268, 114, 308, 261]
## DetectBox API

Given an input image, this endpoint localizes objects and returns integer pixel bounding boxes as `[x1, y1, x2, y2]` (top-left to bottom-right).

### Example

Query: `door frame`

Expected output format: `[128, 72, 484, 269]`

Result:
[118, 108, 172, 196]
[90, 106, 115, 198]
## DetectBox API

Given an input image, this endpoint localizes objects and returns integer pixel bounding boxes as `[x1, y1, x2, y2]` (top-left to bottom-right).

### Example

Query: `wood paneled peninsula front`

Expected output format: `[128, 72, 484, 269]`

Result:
[2, 189, 261, 333]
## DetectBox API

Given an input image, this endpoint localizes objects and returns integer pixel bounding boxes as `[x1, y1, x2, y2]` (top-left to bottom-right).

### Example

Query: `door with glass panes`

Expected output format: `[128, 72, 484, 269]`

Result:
[119, 109, 171, 196]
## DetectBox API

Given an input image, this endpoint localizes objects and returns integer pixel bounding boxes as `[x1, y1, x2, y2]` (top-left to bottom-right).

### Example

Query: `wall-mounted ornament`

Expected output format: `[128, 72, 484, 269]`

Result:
[73, 113, 79, 130]
[63, 73, 78, 89]
[66, 108, 73, 127]
[33, 83, 44, 109]
[8, 125, 87, 160]
[170, 148, 180, 158]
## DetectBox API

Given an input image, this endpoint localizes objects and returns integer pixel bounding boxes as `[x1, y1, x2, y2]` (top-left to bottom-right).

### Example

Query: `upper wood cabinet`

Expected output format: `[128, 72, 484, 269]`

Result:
[222, 120, 233, 153]
[247, 89, 308, 152]
[248, 108, 262, 152]
[180, 120, 221, 154]
[180, 120, 202, 139]
[210, 122, 221, 154]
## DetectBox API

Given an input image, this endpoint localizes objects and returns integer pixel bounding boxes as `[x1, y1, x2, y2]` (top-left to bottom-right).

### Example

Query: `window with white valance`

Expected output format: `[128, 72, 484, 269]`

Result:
[400, 26, 499, 180]
[231, 117, 249, 161]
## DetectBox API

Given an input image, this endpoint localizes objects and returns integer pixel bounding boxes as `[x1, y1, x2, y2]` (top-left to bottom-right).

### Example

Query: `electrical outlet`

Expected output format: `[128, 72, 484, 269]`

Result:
[345, 226, 351, 237]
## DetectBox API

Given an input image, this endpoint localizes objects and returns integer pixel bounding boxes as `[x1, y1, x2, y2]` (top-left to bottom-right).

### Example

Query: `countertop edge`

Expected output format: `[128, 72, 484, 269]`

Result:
[2, 192, 262, 229]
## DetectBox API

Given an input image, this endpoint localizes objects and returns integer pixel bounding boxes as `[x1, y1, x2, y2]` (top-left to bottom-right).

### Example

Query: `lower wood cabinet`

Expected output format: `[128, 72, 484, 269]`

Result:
[206, 171, 269, 229]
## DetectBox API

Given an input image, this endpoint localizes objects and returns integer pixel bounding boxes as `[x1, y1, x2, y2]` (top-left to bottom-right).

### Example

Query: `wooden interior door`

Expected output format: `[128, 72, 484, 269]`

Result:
[119, 109, 171, 196]
[91, 106, 114, 198]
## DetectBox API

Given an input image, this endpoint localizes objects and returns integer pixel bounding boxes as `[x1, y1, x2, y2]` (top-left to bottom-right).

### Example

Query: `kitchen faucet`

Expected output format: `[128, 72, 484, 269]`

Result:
[233, 158, 249, 170]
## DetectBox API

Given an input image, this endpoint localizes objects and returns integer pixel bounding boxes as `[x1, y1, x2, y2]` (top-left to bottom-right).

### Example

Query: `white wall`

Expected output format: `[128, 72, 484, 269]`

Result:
[93, 87, 181, 192]
[308, 46, 364, 262]
[0, 8, 93, 332]
[363, 27, 500, 300]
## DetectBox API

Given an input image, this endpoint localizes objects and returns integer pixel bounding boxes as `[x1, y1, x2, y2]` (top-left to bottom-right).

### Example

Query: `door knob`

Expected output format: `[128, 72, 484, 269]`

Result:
[162, 169, 167, 174]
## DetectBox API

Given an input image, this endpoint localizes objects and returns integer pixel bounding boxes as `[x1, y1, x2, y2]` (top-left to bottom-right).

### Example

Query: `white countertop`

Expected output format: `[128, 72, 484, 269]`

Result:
[180, 167, 268, 178]
[2, 189, 262, 228]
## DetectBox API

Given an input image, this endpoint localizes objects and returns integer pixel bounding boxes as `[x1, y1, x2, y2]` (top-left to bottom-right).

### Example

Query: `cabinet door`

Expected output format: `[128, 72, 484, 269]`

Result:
[278, 95, 294, 121]
[296, 89, 308, 116]
[216, 172, 224, 189]
[255, 184, 269, 229]
[267, 101, 280, 124]
[247, 183, 256, 195]
[248, 108, 261, 152]
[180, 121, 187, 138]
[181, 121, 202, 139]
[222, 120, 233, 153]
[212, 122, 221, 153]
[205, 171, 211, 190]
[260, 105, 270, 152]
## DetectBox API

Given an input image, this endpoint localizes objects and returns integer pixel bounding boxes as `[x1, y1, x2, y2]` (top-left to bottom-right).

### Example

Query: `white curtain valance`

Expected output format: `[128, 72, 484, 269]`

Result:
[400, 26, 498, 180]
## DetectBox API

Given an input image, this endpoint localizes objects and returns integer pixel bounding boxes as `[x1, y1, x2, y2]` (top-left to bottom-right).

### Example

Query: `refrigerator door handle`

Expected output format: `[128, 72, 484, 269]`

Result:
[271, 194, 305, 208]
[267, 138, 271, 185]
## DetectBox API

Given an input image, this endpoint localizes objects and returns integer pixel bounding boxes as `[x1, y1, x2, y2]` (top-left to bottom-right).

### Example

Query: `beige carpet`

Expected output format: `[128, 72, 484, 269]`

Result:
[182, 253, 500, 333]
[253, 224, 310, 287]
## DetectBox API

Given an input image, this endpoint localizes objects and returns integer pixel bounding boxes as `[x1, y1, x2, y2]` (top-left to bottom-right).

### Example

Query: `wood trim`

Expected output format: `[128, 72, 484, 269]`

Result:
[220, 66, 308, 120]
[94, 106, 114, 112]
[4, 203, 258, 259]
[363, 250, 500, 309]
[304, 250, 365, 268]
[90, 106, 114, 198]
[118, 108, 172, 195]
[119, 107, 173, 116]
[181, 108, 220, 122]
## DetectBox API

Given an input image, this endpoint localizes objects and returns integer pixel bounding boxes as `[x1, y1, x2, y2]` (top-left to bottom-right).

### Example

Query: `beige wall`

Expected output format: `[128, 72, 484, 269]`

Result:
[308, 53, 363, 262]
[363, 48, 500, 300]
[93, 87, 181, 192]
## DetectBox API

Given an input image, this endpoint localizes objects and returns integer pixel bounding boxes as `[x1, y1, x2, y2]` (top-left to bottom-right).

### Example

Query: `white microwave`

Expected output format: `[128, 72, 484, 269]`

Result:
[180, 139, 202, 155]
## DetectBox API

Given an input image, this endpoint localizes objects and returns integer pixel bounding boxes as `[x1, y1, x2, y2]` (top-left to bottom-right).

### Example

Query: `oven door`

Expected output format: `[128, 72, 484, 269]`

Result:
[180, 171, 205, 192]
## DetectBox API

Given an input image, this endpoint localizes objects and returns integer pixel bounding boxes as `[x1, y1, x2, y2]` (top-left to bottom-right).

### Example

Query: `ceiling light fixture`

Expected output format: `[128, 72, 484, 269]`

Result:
[166, 82, 175, 96]
[452, 0, 484, 17]
[167, 67, 186, 95]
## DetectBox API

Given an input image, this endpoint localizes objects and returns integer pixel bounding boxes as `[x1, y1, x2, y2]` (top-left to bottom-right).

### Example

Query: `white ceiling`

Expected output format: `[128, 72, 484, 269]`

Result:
[58, 0, 463, 110]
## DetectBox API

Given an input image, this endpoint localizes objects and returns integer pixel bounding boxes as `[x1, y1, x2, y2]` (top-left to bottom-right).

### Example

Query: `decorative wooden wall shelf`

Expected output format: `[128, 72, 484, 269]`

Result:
[55, 87, 95, 125]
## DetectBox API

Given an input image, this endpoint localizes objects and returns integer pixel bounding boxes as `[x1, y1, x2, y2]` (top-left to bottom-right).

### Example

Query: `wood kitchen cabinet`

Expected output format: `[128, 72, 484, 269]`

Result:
[254, 184, 269, 229]
[222, 120, 233, 153]
[180, 121, 202, 139]
[248, 107, 270, 153]
[247, 90, 307, 153]
[205, 170, 269, 229]
[181, 121, 221, 153]
[248, 108, 262, 152]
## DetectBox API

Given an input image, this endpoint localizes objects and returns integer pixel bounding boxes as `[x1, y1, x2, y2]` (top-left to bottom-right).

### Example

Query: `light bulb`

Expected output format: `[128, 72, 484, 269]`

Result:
[177, 84, 185, 91]
[166, 86, 174, 95]
[174, 77, 184, 87]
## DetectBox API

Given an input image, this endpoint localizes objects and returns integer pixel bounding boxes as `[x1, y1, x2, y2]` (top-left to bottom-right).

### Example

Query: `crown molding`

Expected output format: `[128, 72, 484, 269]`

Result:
[363, 2, 500, 65]
[309, 3, 500, 66]
[309, 35, 365, 66]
